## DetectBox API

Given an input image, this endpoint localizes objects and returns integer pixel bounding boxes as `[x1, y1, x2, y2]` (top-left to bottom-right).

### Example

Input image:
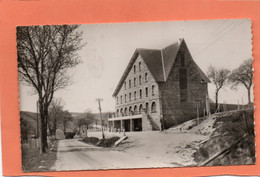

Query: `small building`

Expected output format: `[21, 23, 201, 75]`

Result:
[109, 38, 210, 131]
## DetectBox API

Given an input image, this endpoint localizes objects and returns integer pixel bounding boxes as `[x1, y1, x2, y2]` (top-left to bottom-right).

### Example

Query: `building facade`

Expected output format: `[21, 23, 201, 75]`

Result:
[109, 39, 210, 131]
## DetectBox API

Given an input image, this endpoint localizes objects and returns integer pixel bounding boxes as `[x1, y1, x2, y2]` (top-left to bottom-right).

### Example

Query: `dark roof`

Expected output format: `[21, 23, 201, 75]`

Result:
[112, 39, 210, 97]
[137, 49, 164, 81]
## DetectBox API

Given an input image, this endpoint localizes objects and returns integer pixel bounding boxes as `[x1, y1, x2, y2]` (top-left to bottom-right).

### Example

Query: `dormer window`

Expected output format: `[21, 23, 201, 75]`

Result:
[129, 79, 131, 88]
[139, 62, 141, 71]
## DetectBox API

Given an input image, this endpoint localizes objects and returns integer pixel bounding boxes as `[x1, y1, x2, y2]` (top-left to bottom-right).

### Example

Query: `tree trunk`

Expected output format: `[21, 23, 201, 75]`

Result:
[39, 100, 49, 153]
[53, 118, 57, 139]
[248, 89, 251, 104]
[215, 90, 219, 111]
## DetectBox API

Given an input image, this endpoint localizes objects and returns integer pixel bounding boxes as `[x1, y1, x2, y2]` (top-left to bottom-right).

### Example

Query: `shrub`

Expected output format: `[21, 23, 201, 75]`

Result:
[82, 137, 99, 145]
[97, 137, 120, 147]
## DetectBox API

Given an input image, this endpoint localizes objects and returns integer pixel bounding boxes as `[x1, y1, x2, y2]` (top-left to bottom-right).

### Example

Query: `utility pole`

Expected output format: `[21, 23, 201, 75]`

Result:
[36, 101, 39, 137]
[96, 98, 105, 139]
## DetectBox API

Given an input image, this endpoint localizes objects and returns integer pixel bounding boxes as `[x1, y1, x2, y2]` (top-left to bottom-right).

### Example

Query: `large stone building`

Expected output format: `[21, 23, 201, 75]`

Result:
[108, 38, 210, 131]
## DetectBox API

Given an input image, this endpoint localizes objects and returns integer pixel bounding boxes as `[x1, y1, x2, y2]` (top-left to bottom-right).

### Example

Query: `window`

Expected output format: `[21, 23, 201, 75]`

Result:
[134, 91, 136, 100]
[145, 73, 148, 82]
[129, 92, 131, 101]
[120, 108, 123, 116]
[129, 80, 131, 88]
[140, 89, 142, 99]
[124, 107, 128, 116]
[180, 68, 188, 102]
[120, 96, 122, 104]
[129, 106, 132, 115]
[134, 65, 136, 73]
[134, 78, 136, 86]
[181, 53, 185, 67]
[152, 85, 155, 96]
[125, 94, 127, 102]
[117, 97, 118, 104]
[145, 87, 148, 97]
[139, 75, 142, 85]
[145, 102, 149, 113]
[139, 62, 141, 71]
[139, 104, 143, 114]
[134, 105, 137, 115]
[124, 82, 126, 90]
[151, 102, 156, 113]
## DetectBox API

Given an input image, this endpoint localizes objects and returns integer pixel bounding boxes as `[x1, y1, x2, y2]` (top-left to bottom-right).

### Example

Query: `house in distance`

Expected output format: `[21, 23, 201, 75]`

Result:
[109, 38, 210, 132]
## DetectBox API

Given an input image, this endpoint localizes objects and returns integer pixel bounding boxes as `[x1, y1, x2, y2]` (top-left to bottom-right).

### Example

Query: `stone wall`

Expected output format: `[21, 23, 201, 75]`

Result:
[160, 42, 208, 128]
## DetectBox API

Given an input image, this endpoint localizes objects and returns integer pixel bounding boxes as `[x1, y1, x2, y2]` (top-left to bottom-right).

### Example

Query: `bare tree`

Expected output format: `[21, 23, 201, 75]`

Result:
[61, 110, 73, 134]
[207, 65, 230, 111]
[77, 109, 95, 137]
[17, 25, 84, 153]
[48, 98, 64, 140]
[229, 59, 253, 104]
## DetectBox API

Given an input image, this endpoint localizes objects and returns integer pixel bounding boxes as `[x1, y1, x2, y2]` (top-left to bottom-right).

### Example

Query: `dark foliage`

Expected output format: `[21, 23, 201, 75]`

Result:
[81, 136, 120, 147]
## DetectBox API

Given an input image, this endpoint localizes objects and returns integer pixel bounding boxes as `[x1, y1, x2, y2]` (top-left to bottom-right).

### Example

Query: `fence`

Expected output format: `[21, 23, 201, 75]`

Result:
[28, 138, 40, 148]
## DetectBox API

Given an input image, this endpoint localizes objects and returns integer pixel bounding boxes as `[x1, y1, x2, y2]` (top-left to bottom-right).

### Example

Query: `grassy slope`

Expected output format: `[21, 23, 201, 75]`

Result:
[22, 140, 58, 172]
[193, 108, 255, 166]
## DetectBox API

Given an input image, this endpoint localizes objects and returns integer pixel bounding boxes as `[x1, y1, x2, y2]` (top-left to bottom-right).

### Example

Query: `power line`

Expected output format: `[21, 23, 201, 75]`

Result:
[193, 19, 247, 58]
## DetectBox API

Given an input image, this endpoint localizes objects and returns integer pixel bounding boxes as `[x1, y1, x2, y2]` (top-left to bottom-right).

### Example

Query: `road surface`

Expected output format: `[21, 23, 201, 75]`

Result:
[53, 139, 174, 171]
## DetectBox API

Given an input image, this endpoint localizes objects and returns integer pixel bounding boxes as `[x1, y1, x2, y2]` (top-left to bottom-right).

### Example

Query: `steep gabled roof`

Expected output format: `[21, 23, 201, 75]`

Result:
[112, 39, 210, 97]
[137, 48, 164, 81]
[162, 42, 181, 79]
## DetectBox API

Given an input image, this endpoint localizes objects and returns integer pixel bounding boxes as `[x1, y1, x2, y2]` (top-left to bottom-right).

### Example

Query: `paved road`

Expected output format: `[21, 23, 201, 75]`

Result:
[53, 139, 174, 171]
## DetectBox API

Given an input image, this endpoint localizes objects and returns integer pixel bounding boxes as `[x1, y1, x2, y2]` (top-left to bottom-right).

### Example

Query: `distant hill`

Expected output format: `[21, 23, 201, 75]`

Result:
[20, 110, 114, 129]
[71, 111, 115, 127]
[20, 111, 38, 130]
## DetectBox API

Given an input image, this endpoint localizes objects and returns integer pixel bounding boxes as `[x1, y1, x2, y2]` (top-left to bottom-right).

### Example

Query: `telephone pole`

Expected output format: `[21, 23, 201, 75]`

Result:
[96, 98, 105, 139]
[36, 101, 39, 137]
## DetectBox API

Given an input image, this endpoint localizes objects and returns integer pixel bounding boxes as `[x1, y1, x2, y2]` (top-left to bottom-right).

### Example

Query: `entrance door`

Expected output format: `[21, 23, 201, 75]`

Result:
[124, 119, 130, 132]
[133, 118, 142, 131]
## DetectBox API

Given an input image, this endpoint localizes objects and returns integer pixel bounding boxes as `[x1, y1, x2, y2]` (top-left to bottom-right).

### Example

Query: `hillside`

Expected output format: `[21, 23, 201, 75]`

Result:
[192, 108, 255, 166]
[20, 111, 38, 129]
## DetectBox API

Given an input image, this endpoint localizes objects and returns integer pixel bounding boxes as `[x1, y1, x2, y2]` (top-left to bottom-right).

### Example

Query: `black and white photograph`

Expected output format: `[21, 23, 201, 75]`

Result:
[17, 19, 255, 172]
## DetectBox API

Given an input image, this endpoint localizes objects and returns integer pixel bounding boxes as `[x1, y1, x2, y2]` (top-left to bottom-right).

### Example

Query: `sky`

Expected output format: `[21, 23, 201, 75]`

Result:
[19, 18, 253, 113]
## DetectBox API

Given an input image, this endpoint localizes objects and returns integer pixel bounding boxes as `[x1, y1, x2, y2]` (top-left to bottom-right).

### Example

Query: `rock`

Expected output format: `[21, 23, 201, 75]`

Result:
[38, 166, 47, 169]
